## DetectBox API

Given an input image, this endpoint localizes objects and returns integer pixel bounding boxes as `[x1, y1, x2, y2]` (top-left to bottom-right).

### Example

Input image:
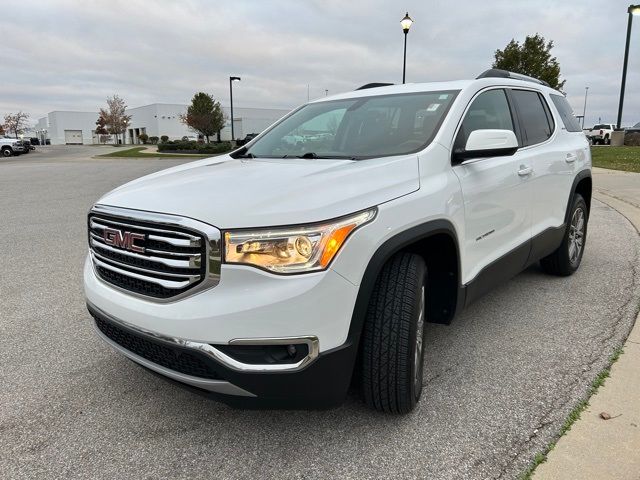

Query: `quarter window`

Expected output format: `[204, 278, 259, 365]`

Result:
[550, 94, 582, 132]
[511, 90, 554, 146]
[454, 89, 515, 152]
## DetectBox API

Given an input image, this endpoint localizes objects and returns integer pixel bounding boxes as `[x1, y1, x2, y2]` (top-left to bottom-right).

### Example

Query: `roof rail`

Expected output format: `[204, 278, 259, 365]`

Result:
[356, 83, 394, 90]
[476, 69, 550, 88]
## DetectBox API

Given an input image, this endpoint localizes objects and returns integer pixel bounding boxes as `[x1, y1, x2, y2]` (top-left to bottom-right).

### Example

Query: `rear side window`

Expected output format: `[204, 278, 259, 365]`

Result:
[511, 90, 554, 146]
[454, 89, 515, 152]
[550, 94, 583, 132]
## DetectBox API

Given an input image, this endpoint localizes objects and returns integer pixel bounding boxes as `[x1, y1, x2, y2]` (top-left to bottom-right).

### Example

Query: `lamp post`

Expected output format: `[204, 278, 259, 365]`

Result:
[616, 4, 640, 129]
[123, 120, 129, 144]
[582, 86, 589, 128]
[229, 76, 241, 142]
[400, 12, 413, 84]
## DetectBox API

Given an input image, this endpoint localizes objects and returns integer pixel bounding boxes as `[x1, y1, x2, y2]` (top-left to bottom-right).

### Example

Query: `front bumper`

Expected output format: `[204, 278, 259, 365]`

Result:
[89, 303, 358, 408]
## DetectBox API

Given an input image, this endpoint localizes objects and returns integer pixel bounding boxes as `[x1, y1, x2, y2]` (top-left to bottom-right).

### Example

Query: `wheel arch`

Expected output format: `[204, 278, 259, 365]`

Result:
[566, 170, 592, 223]
[346, 219, 463, 352]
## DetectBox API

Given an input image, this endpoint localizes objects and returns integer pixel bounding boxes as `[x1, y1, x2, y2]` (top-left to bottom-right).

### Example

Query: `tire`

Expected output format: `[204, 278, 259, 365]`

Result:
[540, 194, 588, 276]
[1, 147, 13, 157]
[361, 252, 427, 414]
[604, 135, 610, 145]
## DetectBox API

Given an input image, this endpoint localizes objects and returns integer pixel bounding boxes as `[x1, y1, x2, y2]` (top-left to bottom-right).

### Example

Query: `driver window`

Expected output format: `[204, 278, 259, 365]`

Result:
[454, 89, 515, 152]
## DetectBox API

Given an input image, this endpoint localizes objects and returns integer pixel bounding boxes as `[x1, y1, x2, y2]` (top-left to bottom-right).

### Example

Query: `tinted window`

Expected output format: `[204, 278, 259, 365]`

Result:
[245, 91, 458, 159]
[512, 90, 554, 146]
[454, 89, 514, 151]
[550, 94, 582, 132]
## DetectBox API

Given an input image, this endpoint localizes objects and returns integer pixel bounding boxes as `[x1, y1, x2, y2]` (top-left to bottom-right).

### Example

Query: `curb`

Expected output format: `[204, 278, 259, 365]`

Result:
[531, 188, 640, 479]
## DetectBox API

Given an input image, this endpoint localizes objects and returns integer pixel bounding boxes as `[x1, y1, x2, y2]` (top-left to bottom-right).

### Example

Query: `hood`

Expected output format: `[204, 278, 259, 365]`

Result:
[98, 154, 419, 228]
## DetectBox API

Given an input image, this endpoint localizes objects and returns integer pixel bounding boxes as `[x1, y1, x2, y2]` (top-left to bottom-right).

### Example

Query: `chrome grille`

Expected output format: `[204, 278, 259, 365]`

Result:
[88, 205, 221, 301]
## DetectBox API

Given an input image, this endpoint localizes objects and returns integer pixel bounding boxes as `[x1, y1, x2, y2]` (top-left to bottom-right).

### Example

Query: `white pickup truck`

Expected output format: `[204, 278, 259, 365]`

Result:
[585, 123, 615, 145]
[0, 137, 26, 157]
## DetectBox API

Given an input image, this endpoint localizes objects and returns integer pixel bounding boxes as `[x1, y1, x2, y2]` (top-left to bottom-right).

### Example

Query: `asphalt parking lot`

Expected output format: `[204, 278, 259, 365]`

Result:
[1, 146, 639, 480]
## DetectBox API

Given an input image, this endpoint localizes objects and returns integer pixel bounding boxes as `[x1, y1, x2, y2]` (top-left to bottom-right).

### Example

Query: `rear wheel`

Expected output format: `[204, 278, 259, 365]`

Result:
[540, 194, 588, 276]
[361, 252, 427, 414]
[1, 147, 12, 157]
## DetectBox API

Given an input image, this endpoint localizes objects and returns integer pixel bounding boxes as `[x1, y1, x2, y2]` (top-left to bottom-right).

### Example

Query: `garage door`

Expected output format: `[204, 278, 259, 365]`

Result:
[64, 130, 83, 145]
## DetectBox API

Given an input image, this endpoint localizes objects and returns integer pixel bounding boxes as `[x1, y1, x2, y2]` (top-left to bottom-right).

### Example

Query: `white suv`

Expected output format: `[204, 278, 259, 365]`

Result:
[84, 69, 591, 413]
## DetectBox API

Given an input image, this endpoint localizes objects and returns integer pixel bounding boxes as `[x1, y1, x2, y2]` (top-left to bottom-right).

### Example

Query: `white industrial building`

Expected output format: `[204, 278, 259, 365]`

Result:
[35, 104, 291, 145]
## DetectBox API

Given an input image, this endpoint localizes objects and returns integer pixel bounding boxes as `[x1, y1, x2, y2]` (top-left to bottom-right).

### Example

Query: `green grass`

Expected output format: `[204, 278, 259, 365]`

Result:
[518, 346, 624, 479]
[96, 146, 210, 159]
[591, 146, 640, 173]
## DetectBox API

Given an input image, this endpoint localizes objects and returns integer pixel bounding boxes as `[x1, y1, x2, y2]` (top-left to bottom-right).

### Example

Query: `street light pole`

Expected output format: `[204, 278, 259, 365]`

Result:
[582, 86, 589, 129]
[229, 76, 241, 142]
[616, 5, 640, 129]
[400, 12, 413, 84]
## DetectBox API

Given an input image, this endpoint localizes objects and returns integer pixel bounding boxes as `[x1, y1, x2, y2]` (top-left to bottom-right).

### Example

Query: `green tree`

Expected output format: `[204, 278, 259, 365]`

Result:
[95, 112, 109, 143]
[180, 92, 225, 143]
[493, 34, 565, 90]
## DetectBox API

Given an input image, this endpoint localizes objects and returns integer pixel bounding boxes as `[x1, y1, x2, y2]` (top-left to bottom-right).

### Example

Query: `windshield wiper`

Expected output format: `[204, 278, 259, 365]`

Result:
[296, 152, 318, 159]
[280, 152, 358, 160]
[231, 146, 256, 159]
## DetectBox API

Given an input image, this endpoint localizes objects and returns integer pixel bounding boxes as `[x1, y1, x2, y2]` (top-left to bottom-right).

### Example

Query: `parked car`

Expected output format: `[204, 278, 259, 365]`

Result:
[181, 135, 203, 143]
[85, 69, 591, 413]
[19, 139, 34, 153]
[0, 137, 26, 157]
[236, 133, 259, 146]
[585, 123, 616, 145]
[625, 122, 640, 134]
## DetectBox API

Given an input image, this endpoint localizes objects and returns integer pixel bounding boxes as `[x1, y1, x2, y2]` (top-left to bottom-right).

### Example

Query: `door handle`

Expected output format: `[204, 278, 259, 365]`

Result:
[517, 165, 533, 177]
[565, 153, 577, 163]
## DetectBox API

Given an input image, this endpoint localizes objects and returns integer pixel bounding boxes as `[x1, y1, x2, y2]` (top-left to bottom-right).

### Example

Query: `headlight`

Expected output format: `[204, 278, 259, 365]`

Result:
[224, 208, 377, 273]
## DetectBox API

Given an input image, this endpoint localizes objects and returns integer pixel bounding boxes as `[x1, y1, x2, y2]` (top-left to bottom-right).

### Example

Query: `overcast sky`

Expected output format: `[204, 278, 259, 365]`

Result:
[1, 0, 639, 127]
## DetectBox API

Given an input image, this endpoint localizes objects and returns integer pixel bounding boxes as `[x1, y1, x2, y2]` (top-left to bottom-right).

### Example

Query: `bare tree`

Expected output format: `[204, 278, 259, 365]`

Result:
[3, 111, 30, 138]
[99, 95, 131, 144]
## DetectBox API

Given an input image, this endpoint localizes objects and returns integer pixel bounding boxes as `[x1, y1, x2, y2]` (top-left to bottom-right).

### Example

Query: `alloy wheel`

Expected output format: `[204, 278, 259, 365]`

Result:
[568, 207, 585, 265]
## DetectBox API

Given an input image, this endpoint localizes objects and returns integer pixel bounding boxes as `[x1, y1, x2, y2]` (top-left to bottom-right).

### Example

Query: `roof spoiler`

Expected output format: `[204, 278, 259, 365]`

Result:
[356, 83, 394, 90]
[476, 69, 550, 88]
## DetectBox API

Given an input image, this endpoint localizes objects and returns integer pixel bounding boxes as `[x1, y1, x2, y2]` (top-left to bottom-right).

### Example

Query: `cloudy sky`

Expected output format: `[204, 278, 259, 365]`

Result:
[1, 0, 639, 127]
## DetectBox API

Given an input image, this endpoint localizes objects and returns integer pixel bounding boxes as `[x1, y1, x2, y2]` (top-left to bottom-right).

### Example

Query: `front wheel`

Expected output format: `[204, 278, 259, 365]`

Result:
[361, 252, 427, 414]
[540, 194, 588, 276]
[1, 147, 12, 157]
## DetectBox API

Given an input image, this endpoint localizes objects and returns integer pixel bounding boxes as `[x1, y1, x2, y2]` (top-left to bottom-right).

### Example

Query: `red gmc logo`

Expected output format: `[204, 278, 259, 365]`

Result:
[103, 227, 145, 253]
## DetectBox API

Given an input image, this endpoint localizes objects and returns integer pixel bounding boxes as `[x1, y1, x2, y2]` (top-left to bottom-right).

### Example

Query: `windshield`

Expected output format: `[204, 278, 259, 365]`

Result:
[244, 90, 459, 159]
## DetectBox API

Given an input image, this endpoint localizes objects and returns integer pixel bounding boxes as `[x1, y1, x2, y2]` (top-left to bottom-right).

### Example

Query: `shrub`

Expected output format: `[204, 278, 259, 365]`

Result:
[149, 136, 159, 145]
[624, 132, 640, 146]
[160, 135, 169, 143]
[157, 141, 232, 154]
[138, 133, 149, 144]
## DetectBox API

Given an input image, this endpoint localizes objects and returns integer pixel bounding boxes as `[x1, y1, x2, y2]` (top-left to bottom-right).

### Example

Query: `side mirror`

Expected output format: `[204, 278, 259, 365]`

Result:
[453, 129, 518, 163]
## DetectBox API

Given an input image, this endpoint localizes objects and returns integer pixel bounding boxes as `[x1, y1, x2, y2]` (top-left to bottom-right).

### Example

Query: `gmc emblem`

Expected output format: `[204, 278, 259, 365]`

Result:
[103, 227, 145, 253]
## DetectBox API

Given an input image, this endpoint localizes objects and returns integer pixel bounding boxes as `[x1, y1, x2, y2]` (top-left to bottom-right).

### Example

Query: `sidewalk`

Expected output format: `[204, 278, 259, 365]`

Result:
[534, 167, 640, 479]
